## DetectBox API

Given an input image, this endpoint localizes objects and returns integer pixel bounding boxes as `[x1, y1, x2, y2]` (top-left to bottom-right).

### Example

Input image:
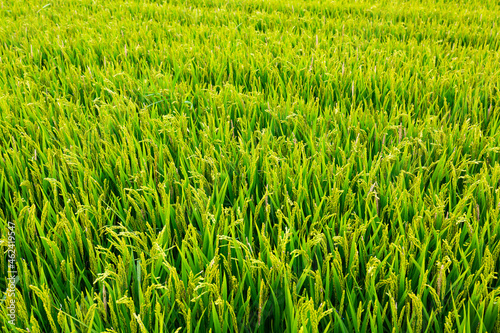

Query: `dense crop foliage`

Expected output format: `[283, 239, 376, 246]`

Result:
[1, 0, 500, 332]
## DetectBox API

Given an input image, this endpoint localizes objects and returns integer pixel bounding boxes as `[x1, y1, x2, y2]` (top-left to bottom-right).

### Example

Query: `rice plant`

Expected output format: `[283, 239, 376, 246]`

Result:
[1, 0, 500, 332]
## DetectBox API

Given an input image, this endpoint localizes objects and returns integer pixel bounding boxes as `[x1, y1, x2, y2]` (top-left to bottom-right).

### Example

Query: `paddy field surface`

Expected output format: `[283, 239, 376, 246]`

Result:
[1, 0, 500, 332]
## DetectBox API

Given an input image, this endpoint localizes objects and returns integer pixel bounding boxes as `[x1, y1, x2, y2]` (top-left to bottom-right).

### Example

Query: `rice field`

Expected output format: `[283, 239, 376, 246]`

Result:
[1, 0, 500, 332]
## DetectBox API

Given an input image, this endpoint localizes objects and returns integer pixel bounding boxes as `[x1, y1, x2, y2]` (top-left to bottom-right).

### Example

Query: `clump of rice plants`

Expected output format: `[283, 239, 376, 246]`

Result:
[1, 0, 500, 332]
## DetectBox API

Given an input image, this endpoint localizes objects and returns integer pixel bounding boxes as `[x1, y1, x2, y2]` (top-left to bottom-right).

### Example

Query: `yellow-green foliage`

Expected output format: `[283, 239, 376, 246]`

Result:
[1, 0, 500, 332]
